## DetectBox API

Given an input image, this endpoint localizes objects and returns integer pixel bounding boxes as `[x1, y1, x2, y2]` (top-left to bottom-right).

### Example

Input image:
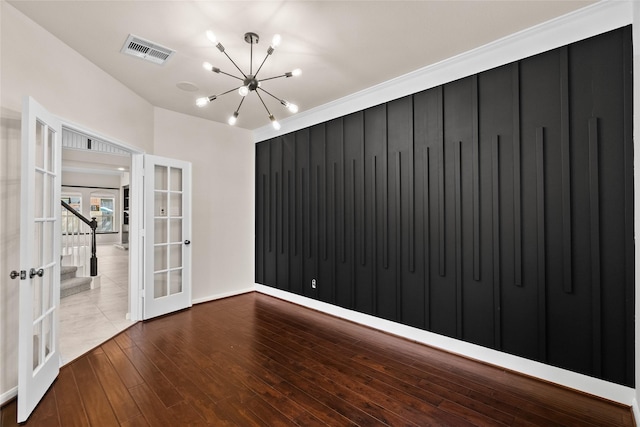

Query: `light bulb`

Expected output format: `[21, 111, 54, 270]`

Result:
[196, 97, 209, 107]
[270, 115, 281, 130]
[291, 68, 302, 77]
[287, 103, 299, 114]
[271, 34, 282, 47]
[228, 112, 238, 126]
[206, 31, 217, 44]
[202, 62, 213, 71]
[238, 86, 249, 97]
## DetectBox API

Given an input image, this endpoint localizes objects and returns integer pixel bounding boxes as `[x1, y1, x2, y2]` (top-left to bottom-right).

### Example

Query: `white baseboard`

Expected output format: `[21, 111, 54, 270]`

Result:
[255, 284, 635, 407]
[192, 287, 255, 305]
[1, 386, 17, 407]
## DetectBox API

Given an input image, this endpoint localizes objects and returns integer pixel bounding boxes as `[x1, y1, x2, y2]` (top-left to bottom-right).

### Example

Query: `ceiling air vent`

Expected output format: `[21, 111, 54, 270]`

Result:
[120, 34, 175, 65]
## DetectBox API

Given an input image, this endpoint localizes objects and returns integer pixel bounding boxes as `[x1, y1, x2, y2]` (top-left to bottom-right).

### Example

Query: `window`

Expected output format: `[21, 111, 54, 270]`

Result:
[91, 196, 115, 232]
[61, 195, 82, 234]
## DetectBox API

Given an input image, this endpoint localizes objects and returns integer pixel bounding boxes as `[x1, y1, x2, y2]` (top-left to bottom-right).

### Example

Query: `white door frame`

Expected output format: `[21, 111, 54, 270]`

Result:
[59, 120, 145, 321]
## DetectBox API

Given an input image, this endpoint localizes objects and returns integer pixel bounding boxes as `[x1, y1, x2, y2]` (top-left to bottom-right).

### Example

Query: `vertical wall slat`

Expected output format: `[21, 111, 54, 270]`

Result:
[409, 137, 416, 273]
[560, 46, 573, 294]
[536, 127, 547, 361]
[305, 167, 311, 259]
[438, 87, 446, 277]
[512, 62, 522, 287]
[492, 136, 501, 348]
[316, 165, 320, 261]
[275, 171, 279, 282]
[589, 117, 602, 376]
[342, 154, 347, 264]
[622, 26, 634, 381]
[352, 159, 357, 305]
[268, 150, 272, 253]
[288, 170, 292, 255]
[384, 109, 389, 270]
[293, 143, 297, 256]
[361, 119, 367, 266]
[372, 155, 378, 312]
[396, 152, 403, 319]
[333, 162, 337, 262]
[324, 145, 328, 262]
[424, 147, 431, 329]
[287, 169, 292, 287]
[332, 161, 337, 301]
[455, 140, 463, 338]
[262, 174, 267, 280]
[277, 172, 281, 254]
[472, 75, 480, 281]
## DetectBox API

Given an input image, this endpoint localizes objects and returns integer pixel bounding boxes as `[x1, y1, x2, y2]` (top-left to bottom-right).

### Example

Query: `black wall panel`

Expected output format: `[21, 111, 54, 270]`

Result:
[255, 26, 634, 386]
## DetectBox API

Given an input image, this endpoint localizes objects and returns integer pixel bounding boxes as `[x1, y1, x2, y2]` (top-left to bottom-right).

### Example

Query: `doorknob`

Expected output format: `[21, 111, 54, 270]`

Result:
[184, 240, 191, 245]
[10, 270, 21, 280]
[29, 268, 44, 279]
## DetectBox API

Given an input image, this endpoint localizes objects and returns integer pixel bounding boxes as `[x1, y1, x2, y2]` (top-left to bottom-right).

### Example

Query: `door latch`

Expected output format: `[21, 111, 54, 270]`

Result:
[10, 270, 27, 280]
[29, 268, 44, 279]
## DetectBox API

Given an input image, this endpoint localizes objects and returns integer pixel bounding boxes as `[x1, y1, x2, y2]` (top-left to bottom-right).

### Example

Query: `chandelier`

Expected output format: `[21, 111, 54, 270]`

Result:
[196, 31, 301, 129]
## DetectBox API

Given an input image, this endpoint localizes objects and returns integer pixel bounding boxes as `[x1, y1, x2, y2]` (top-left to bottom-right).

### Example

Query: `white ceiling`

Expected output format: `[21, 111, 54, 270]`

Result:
[9, 0, 596, 130]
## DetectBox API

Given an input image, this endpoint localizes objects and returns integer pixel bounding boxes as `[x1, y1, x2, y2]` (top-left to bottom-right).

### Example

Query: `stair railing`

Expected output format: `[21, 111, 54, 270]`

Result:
[61, 200, 98, 277]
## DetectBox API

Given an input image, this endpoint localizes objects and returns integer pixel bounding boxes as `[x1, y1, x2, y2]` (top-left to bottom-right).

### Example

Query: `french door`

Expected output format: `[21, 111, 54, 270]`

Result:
[142, 155, 192, 319]
[15, 100, 192, 422]
[16, 97, 62, 422]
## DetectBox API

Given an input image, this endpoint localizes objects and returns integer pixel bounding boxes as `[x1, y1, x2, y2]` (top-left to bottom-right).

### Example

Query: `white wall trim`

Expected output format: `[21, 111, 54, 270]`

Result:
[61, 119, 145, 155]
[255, 284, 635, 406]
[1, 386, 17, 407]
[253, 0, 633, 143]
[192, 287, 254, 305]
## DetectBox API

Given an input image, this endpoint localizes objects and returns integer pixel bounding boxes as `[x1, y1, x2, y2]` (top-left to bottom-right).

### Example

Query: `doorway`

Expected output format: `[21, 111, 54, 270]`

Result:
[59, 126, 136, 364]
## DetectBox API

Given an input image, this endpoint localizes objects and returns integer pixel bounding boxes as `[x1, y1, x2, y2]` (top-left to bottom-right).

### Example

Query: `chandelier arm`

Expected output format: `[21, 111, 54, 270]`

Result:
[257, 87, 284, 103]
[216, 69, 245, 81]
[253, 53, 272, 79]
[254, 90, 273, 117]
[235, 97, 246, 114]
[215, 85, 245, 98]
[258, 74, 287, 82]
[222, 51, 248, 79]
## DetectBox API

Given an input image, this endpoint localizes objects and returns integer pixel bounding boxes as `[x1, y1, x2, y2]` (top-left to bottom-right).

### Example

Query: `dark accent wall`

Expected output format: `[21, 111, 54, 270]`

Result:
[255, 26, 634, 386]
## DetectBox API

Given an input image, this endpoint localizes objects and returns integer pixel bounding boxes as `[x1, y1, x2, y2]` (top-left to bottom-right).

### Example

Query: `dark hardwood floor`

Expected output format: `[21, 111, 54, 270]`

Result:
[1, 292, 634, 426]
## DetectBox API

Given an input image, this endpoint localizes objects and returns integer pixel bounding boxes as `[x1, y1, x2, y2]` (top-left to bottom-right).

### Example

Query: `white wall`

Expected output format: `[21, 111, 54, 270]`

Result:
[0, 3, 255, 404]
[153, 107, 255, 302]
[0, 3, 154, 152]
[0, 2, 154, 402]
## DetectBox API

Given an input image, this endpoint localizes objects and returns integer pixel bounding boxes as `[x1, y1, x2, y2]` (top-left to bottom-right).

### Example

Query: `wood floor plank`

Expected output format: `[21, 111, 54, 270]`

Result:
[53, 366, 89, 427]
[101, 339, 145, 389]
[27, 381, 60, 426]
[88, 352, 142, 423]
[120, 344, 184, 408]
[1, 292, 634, 427]
[70, 356, 120, 426]
[127, 383, 176, 427]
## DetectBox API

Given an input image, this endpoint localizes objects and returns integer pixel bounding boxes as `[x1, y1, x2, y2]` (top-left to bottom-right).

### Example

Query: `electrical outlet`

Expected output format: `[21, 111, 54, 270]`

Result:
[311, 279, 317, 289]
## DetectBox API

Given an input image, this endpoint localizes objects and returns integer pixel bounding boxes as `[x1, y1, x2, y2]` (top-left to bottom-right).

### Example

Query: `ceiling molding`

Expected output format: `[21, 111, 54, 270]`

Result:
[253, 0, 632, 143]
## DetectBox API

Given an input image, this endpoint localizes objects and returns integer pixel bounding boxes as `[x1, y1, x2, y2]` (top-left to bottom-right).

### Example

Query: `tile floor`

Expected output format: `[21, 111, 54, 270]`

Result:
[59, 244, 134, 365]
